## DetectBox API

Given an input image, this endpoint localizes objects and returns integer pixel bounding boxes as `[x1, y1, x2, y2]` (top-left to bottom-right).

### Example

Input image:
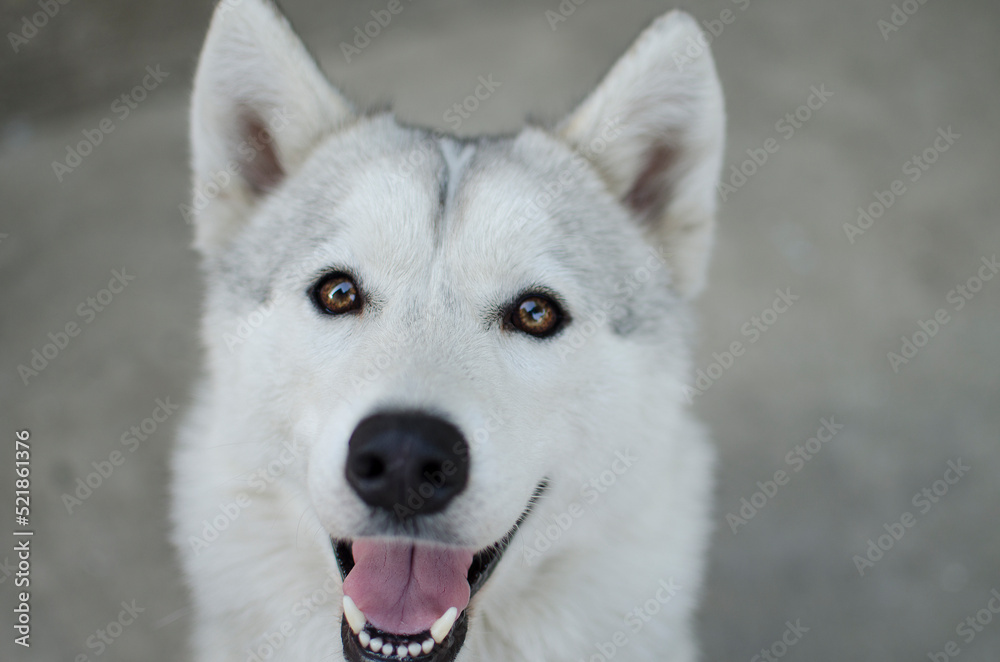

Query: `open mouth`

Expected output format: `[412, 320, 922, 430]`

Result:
[333, 482, 547, 662]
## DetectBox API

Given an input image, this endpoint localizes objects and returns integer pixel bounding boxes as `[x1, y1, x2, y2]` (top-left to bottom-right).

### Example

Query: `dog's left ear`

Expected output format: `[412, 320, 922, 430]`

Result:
[189, 0, 354, 253]
[558, 11, 725, 298]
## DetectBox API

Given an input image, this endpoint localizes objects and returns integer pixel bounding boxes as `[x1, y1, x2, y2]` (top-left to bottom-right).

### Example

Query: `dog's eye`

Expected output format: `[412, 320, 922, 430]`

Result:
[510, 295, 563, 337]
[312, 273, 362, 315]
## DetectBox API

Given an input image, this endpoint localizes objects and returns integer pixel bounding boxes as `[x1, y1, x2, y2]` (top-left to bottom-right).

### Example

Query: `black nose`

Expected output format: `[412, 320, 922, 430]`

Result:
[345, 412, 470, 517]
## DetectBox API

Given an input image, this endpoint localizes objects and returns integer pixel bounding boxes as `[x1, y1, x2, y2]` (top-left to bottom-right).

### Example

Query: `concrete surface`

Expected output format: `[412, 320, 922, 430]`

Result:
[1, 0, 998, 660]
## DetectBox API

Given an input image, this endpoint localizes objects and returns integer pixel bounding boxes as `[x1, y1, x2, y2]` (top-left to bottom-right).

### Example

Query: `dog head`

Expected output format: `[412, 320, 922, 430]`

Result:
[187, 1, 723, 660]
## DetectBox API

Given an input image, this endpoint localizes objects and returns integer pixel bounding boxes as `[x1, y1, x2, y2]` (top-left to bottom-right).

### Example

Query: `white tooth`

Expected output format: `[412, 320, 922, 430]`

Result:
[369, 637, 383, 652]
[342, 596, 366, 635]
[358, 632, 371, 648]
[408, 642, 422, 657]
[422, 639, 434, 654]
[430, 607, 458, 644]
[381, 643, 394, 656]
[397, 645, 409, 657]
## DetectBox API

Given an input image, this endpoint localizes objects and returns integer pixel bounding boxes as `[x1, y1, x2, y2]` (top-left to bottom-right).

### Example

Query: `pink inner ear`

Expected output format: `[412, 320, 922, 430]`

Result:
[623, 142, 677, 223]
[239, 113, 285, 194]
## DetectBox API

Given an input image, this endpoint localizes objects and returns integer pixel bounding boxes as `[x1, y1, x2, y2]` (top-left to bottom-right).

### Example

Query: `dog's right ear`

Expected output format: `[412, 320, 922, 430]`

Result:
[188, 0, 353, 253]
[557, 11, 725, 299]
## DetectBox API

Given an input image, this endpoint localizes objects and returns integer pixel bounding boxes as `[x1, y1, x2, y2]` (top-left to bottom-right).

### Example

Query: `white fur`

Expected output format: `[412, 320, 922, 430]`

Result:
[172, 2, 724, 661]
[559, 11, 726, 298]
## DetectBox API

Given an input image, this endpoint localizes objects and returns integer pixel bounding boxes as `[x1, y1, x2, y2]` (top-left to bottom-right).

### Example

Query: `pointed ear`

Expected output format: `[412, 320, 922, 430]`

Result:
[189, 0, 353, 253]
[558, 11, 725, 298]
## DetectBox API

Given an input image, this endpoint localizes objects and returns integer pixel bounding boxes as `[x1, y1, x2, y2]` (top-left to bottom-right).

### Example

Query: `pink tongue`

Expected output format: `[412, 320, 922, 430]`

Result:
[343, 539, 474, 635]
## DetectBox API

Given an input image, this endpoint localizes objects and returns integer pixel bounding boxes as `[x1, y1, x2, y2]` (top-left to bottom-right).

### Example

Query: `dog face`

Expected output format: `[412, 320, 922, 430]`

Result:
[183, 2, 723, 661]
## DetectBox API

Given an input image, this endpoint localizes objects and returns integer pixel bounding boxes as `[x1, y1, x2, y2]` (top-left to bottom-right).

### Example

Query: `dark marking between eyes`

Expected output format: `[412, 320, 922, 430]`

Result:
[438, 162, 449, 210]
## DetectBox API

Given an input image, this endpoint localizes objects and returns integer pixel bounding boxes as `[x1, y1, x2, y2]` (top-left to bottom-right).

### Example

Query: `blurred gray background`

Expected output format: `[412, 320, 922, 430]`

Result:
[1, 0, 998, 660]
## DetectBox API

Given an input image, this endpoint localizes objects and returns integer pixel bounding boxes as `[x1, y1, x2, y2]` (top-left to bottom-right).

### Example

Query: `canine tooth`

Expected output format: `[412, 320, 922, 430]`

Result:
[408, 642, 422, 657]
[369, 637, 383, 652]
[397, 645, 409, 657]
[381, 643, 393, 656]
[342, 596, 366, 635]
[422, 639, 434, 654]
[358, 632, 371, 648]
[430, 607, 458, 644]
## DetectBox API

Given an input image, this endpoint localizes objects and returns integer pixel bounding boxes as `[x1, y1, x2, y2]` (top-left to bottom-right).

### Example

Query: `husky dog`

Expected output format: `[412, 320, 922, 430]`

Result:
[172, 1, 725, 661]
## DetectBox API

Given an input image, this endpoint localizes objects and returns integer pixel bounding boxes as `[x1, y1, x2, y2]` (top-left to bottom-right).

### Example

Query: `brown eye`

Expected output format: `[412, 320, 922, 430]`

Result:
[313, 273, 361, 315]
[511, 295, 563, 337]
